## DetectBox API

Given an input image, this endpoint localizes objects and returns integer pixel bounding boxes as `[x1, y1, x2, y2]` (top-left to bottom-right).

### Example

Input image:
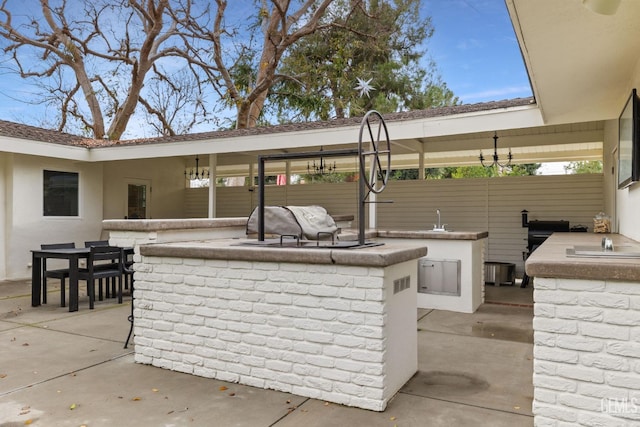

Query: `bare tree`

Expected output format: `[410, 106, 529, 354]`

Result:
[171, 0, 344, 129]
[0, 0, 196, 139]
[0, 0, 351, 137]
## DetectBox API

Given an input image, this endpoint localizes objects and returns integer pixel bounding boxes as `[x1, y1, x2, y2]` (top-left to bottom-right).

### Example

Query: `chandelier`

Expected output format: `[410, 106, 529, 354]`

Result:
[307, 147, 336, 175]
[479, 132, 513, 168]
[185, 156, 209, 180]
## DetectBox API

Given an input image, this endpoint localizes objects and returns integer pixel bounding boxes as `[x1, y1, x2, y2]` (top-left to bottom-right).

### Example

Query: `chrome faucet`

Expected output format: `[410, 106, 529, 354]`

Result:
[433, 209, 447, 231]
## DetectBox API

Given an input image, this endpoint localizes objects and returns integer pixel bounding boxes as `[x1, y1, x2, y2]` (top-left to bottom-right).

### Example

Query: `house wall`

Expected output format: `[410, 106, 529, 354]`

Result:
[5, 154, 104, 279]
[102, 157, 186, 220]
[185, 174, 604, 276]
[615, 73, 640, 241]
[0, 153, 7, 279]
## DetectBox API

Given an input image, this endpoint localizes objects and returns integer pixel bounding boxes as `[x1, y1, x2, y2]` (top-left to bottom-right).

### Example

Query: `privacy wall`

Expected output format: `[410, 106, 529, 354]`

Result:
[186, 174, 604, 276]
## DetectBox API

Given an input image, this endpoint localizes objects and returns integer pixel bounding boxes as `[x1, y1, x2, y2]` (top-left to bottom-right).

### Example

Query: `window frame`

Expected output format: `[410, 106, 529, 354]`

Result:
[42, 169, 80, 217]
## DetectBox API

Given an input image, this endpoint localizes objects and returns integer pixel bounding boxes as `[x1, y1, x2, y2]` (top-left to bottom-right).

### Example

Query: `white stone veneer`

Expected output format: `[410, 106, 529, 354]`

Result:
[533, 277, 640, 426]
[132, 255, 418, 411]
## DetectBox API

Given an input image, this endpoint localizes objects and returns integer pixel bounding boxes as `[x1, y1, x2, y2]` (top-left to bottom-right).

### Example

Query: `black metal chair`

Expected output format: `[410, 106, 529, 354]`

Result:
[84, 240, 112, 300]
[40, 242, 76, 307]
[78, 246, 123, 309]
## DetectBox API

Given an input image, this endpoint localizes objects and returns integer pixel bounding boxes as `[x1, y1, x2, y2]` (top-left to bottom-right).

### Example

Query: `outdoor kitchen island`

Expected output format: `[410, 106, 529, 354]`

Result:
[129, 236, 427, 411]
[525, 232, 640, 426]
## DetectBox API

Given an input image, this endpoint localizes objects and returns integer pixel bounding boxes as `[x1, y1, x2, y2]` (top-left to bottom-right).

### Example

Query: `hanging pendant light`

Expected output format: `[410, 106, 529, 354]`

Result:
[307, 147, 337, 175]
[479, 132, 513, 168]
[184, 156, 209, 180]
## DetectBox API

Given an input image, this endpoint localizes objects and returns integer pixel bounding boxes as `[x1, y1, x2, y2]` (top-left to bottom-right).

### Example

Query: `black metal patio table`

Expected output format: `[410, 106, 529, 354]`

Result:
[31, 247, 90, 312]
[31, 246, 133, 312]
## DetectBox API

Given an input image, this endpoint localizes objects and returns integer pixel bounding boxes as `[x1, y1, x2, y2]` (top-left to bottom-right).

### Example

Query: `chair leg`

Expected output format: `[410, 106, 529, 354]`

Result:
[88, 280, 95, 310]
[42, 277, 48, 305]
[60, 278, 66, 307]
[117, 276, 123, 304]
[98, 279, 104, 301]
[42, 263, 47, 305]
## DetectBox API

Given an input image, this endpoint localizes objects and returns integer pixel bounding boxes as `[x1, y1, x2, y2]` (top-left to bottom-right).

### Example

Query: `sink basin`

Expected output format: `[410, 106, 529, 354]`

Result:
[566, 245, 640, 258]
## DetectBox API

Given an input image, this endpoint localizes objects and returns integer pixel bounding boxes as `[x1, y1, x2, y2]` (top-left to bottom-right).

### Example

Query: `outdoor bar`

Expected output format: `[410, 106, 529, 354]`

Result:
[107, 220, 426, 411]
[525, 232, 640, 425]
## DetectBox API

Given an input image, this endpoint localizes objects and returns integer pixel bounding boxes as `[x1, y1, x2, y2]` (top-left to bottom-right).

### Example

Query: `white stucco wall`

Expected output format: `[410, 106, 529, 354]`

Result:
[618, 185, 640, 241]
[102, 157, 186, 220]
[0, 153, 7, 279]
[6, 154, 104, 279]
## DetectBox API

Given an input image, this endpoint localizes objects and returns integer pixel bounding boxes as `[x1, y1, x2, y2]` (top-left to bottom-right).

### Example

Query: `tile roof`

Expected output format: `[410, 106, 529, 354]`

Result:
[0, 97, 535, 149]
[0, 119, 86, 145]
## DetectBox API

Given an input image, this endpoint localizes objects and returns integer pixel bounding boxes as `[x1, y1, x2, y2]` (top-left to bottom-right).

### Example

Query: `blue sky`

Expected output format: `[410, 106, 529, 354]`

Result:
[0, 0, 532, 128]
[425, 0, 532, 103]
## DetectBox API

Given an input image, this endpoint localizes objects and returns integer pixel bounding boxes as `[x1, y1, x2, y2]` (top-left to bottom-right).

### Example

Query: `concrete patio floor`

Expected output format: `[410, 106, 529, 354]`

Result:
[0, 279, 534, 426]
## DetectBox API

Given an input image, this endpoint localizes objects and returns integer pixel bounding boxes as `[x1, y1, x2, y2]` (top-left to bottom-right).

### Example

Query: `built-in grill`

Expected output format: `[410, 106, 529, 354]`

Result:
[241, 110, 391, 250]
[521, 218, 570, 287]
[526, 220, 570, 254]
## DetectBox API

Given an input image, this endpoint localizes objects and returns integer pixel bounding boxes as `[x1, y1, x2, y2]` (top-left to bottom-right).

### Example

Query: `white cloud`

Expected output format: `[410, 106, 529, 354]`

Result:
[459, 85, 532, 102]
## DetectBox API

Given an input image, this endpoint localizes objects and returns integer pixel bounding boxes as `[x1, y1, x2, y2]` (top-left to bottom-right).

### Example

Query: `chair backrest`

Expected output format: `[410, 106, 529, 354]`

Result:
[87, 246, 123, 272]
[85, 240, 109, 248]
[41, 242, 76, 250]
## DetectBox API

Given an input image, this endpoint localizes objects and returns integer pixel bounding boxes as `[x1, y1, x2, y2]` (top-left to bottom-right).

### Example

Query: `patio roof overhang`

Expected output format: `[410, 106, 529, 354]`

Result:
[1, 99, 603, 176]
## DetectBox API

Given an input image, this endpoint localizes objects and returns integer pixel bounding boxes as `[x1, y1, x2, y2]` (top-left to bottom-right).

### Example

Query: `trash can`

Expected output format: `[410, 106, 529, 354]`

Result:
[484, 262, 515, 286]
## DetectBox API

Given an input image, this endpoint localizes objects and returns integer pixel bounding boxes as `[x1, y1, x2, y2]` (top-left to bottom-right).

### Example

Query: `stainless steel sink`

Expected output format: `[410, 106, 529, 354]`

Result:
[566, 245, 640, 258]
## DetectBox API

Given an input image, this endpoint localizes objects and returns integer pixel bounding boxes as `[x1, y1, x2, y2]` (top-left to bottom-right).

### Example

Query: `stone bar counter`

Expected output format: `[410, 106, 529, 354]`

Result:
[525, 232, 640, 426]
[126, 235, 427, 412]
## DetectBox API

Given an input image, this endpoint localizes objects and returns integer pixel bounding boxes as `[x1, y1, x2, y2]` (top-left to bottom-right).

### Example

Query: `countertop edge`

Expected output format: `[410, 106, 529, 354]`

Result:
[139, 240, 427, 267]
[525, 233, 640, 282]
[376, 230, 489, 240]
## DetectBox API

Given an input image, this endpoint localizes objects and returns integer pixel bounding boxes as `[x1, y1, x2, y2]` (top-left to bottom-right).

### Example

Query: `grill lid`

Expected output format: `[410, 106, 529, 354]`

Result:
[246, 205, 338, 240]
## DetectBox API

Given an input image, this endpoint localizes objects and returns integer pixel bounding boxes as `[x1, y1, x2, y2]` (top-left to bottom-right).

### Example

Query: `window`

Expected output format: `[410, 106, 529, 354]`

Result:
[43, 170, 79, 216]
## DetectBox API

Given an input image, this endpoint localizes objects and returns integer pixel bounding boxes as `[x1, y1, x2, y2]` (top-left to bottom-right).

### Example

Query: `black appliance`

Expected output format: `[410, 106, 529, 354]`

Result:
[521, 219, 570, 287]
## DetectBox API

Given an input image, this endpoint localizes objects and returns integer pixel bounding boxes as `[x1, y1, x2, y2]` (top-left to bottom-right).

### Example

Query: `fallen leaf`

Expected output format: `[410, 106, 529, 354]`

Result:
[69, 403, 77, 410]
[219, 386, 228, 391]
[324, 402, 330, 406]
[22, 343, 29, 346]
[286, 399, 291, 404]
[24, 420, 33, 425]
[229, 392, 235, 397]
[514, 406, 521, 410]
[0, 373, 7, 379]
[132, 397, 142, 401]
[390, 416, 397, 420]
[152, 388, 159, 392]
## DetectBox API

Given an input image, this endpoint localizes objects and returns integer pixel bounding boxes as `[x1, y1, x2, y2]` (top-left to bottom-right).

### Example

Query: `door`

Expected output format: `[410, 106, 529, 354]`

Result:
[126, 180, 150, 219]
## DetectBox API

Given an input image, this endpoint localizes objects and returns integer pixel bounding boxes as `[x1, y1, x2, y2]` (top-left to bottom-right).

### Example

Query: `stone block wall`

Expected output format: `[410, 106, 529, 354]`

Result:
[132, 255, 417, 411]
[533, 277, 640, 426]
